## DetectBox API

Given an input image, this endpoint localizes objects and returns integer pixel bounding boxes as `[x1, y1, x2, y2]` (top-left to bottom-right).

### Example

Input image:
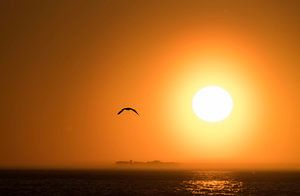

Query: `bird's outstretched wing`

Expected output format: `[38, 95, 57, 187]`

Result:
[129, 108, 139, 115]
[117, 108, 125, 115]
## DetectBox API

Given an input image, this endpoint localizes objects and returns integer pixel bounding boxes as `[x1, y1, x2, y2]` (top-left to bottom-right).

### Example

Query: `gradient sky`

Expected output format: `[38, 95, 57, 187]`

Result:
[0, 0, 299, 168]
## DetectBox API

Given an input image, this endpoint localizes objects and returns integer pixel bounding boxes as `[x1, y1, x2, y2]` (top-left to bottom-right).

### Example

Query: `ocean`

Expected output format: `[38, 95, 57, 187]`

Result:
[1, 170, 300, 195]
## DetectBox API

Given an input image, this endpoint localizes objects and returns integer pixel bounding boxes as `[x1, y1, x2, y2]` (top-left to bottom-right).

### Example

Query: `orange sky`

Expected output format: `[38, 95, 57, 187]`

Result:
[0, 1, 299, 168]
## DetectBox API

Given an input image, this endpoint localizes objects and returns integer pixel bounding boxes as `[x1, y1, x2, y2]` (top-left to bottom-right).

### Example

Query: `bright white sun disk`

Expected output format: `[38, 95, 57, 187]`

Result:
[192, 86, 233, 122]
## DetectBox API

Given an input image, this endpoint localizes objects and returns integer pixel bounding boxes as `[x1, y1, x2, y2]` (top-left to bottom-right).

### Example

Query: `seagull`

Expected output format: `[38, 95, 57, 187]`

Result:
[117, 107, 139, 115]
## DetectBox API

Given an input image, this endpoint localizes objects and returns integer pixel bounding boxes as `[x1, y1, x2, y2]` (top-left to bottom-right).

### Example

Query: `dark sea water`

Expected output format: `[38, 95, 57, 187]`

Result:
[1, 170, 300, 195]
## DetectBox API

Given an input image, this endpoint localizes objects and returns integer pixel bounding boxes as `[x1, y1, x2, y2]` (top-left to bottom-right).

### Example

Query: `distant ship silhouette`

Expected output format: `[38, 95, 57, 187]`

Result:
[115, 160, 178, 167]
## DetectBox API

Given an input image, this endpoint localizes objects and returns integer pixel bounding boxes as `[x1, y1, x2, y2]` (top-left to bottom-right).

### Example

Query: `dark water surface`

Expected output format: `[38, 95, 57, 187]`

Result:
[1, 170, 300, 195]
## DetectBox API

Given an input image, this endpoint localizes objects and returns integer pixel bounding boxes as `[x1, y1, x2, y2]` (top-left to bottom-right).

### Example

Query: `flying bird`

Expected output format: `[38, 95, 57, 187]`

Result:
[117, 107, 139, 115]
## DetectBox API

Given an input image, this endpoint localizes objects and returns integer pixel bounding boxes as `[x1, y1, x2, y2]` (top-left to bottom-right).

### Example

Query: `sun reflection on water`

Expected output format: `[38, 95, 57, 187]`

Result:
[180, 171, 243, 195]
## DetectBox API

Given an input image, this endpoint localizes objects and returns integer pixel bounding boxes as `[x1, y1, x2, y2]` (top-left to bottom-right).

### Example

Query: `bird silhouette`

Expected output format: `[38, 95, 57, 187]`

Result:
[117, 107, 139, 115]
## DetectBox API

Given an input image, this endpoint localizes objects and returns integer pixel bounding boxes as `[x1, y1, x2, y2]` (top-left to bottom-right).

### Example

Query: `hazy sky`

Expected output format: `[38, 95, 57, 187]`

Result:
[0, 0, 299, 168]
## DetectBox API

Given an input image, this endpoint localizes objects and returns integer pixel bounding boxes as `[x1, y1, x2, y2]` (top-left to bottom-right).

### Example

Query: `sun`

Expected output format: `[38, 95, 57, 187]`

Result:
[192, 86, 233, 122]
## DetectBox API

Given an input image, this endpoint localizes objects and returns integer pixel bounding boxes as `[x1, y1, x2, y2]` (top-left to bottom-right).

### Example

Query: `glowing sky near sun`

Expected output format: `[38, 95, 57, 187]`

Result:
[0, 1, 299, 168]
